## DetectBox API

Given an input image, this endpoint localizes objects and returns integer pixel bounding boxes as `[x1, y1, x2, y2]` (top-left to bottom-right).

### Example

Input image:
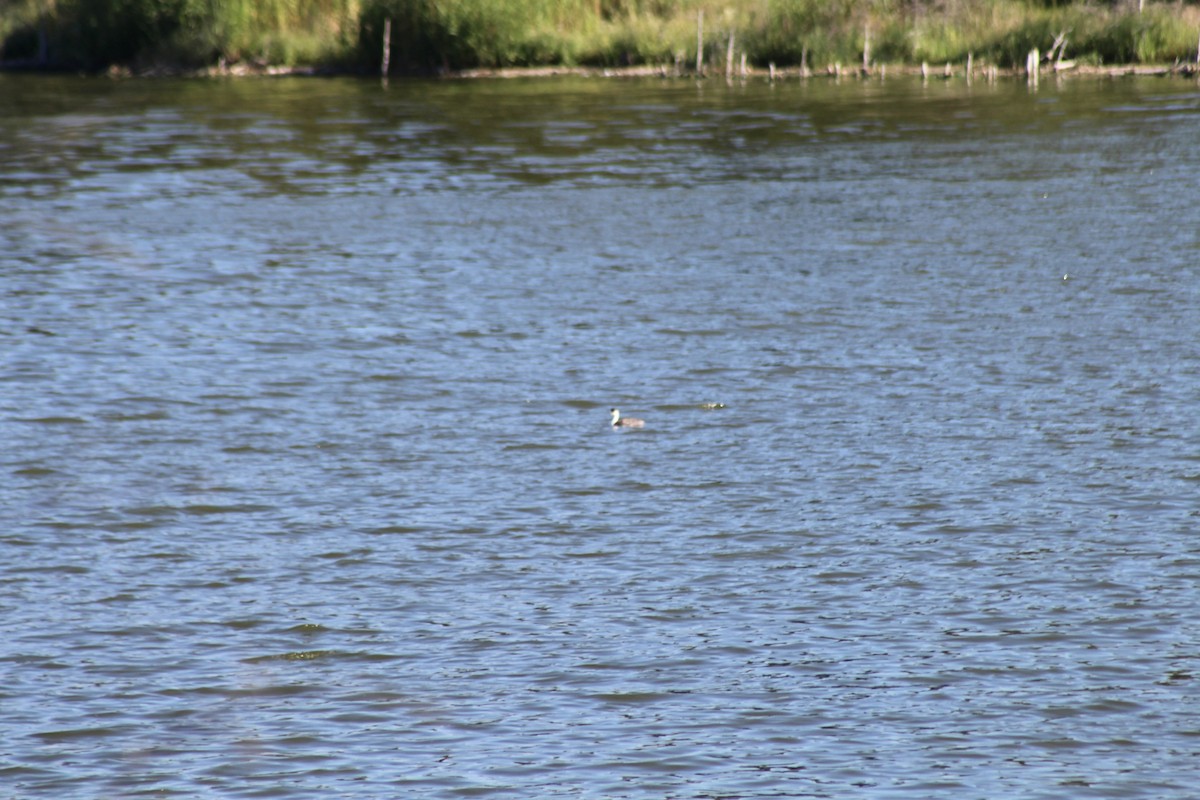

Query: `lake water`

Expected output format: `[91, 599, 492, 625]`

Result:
[2, 72, 1200, 799]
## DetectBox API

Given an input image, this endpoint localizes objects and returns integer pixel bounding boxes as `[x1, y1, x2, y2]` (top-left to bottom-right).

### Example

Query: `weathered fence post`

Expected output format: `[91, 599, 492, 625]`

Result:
[1027, 48, 1039, 86]
[726, 31, 734, 81]
[696, 11, 704, 76]
[381, 18, 391, 80]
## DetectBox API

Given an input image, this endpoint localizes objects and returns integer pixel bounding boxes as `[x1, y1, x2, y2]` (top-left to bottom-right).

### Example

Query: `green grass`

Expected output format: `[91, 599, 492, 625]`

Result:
[3, 0, 1198, 73]
[1, 0, 363, 70]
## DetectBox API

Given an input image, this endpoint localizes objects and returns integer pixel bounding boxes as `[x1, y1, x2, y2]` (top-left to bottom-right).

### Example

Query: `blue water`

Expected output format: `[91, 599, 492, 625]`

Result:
[2, 73, 1200, 798]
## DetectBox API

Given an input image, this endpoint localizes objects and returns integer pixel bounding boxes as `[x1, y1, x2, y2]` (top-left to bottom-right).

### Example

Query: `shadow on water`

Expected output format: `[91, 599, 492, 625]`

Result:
[6, 73, 1194, 199]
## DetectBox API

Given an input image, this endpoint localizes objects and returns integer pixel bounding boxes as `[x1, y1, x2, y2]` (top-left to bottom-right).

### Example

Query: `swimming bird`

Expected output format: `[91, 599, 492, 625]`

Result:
[610, 408, 644, 428]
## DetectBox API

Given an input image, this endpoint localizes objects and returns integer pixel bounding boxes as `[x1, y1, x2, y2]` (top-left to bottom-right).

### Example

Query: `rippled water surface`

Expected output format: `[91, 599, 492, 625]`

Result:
[3, 73, 1200, 798]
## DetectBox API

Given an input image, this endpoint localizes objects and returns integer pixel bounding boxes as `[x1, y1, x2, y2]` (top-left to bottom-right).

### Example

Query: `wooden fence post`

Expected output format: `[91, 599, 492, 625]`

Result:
[863, 24, 871, 74]
[381, 18, 391, 80]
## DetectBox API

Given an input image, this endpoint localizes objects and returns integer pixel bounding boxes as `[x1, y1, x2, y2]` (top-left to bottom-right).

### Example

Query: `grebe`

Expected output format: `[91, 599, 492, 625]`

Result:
[610, 408, 644, 428]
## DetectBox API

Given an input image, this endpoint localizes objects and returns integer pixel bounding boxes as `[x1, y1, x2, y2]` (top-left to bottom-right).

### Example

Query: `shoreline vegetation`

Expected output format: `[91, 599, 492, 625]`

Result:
[2, 1, 1199, 80]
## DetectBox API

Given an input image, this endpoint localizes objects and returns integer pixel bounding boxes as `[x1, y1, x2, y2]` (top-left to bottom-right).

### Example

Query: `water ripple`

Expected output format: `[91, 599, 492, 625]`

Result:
[2, 74, 1200, 799]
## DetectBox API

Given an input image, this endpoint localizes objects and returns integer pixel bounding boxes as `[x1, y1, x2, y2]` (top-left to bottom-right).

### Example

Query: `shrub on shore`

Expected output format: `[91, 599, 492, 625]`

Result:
[2, 0, 1198, 74]
[361, 0, 1200, 72]
[1, 0, 362, 71]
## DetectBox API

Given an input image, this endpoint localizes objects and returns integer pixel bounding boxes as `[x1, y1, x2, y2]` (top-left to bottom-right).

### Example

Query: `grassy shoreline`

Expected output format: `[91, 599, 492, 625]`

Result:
[445, 60, 1198, 81]
[3, 0, 1199, 78]
[10, 59, 1194, 83]
[50, 60, 1195, 85]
